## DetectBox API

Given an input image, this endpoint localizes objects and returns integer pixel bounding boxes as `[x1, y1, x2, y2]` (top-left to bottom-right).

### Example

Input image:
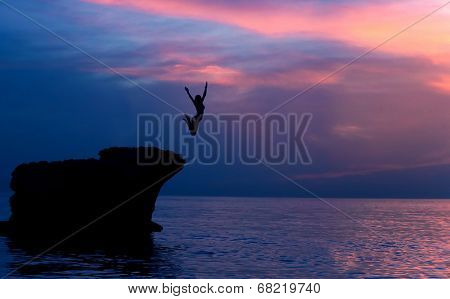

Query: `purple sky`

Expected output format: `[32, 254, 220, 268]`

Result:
[0, 0, 449, 197]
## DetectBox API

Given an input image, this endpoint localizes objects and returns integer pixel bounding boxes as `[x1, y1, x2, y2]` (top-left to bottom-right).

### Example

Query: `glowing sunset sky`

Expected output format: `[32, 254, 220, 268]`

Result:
[0, 0, 449, 197]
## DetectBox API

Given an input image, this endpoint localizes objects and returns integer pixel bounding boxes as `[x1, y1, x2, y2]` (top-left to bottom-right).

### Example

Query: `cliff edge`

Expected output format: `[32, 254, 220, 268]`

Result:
[0, 147, 184, 240]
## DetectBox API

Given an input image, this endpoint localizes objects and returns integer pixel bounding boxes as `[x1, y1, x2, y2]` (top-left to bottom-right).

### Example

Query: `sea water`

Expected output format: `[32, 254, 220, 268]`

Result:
[0, 195, 448, 278]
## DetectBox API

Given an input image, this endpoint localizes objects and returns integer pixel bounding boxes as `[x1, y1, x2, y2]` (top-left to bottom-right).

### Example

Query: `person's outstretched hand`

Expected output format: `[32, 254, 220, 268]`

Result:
[185, 86, 189, 92]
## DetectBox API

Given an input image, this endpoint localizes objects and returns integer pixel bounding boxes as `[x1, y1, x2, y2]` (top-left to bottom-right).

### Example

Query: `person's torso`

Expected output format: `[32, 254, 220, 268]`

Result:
[195, 101, 205, 114]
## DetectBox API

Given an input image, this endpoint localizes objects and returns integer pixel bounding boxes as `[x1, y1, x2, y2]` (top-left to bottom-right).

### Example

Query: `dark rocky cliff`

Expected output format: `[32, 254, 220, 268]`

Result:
[0, 147, 184, 240]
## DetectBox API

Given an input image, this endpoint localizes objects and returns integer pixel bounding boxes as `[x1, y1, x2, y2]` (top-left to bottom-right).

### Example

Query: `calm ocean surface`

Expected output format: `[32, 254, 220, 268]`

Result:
[0, 194, 448, 278]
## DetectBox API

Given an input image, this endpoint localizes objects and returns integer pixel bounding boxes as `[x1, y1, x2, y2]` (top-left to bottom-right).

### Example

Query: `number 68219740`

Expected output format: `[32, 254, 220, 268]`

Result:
[257, 282, 320, 294]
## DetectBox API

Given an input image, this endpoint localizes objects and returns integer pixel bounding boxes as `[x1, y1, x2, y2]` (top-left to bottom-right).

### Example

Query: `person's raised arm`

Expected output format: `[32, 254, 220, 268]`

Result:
[185, 86, 194, 103]
[202, 81, 208, 101]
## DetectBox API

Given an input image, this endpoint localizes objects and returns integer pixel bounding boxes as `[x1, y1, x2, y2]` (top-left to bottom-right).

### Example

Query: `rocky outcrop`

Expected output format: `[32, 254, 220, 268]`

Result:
[0, 147, 184, 240]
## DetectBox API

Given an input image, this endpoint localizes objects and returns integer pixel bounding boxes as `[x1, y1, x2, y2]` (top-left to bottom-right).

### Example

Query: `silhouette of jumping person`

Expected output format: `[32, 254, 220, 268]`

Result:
[183, 82, 207, 136]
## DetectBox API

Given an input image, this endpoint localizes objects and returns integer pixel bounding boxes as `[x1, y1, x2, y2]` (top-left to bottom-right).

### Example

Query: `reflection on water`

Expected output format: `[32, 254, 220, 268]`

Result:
[0, 197, 449, 278]
[1, 237, 182, 278]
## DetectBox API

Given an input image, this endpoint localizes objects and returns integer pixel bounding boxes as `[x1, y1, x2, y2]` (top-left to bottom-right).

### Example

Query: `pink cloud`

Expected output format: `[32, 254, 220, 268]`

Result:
[114, 64, 241, 85]
[296, 159, 450, 180]
[333, 124, 371, 139]
[78, 0, 449, 92]
[430, 75, 450, 93]
[84, 0, 450, 64]
[110, 63, 340, 89]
